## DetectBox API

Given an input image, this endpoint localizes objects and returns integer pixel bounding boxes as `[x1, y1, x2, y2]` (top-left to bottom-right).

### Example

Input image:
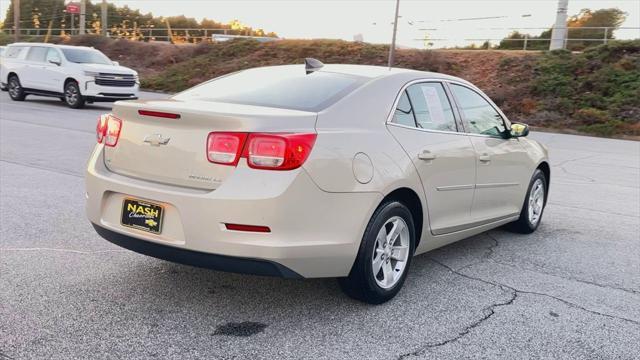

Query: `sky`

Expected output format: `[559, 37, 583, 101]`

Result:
[3, 0, 639, 47]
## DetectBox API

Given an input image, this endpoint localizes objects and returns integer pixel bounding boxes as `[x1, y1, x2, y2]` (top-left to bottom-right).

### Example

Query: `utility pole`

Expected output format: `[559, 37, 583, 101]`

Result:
[13, 0, 20, 42]
[549, 0, 569, 50]
[101, 0, 107, 36]
[79, 0, 86, 34]
[388, 0, 400, 68]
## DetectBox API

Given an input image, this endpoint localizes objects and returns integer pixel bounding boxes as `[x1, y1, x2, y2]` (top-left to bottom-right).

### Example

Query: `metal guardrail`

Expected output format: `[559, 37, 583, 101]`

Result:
[413, 26, 640, 50]
[1, 27, 269, 43]
[2, 26, 639, 49]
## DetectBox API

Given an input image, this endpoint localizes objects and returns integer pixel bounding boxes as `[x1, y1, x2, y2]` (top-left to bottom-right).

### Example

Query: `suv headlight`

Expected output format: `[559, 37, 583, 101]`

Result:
[84, 71, 100, 77]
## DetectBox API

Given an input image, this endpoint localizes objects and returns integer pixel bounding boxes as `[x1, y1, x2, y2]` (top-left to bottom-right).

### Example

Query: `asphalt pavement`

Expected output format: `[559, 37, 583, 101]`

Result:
[1, 91, 639, 359]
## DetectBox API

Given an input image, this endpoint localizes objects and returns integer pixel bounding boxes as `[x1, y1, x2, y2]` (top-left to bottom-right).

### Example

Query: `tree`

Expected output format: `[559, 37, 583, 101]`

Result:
[498, 8, 626, 50]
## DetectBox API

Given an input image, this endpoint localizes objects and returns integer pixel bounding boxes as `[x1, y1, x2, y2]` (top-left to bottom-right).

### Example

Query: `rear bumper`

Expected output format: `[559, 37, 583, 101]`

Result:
[85, 145, 382, 278]
[92, 223, 302, 278]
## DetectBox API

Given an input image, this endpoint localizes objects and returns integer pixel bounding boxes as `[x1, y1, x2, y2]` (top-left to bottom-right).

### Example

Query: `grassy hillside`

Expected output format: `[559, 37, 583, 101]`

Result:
[63, 36, 640, 137]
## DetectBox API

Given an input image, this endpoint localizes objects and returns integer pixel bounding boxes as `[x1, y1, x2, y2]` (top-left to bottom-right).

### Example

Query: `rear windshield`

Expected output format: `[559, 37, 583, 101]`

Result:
[61, 48, 112, 65]
[173, 66, 367, 112]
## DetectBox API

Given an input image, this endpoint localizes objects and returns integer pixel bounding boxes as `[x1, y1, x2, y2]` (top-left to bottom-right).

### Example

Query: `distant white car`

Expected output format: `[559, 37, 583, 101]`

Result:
[1, 43, 139, 108]
[86, 60, 550, 304]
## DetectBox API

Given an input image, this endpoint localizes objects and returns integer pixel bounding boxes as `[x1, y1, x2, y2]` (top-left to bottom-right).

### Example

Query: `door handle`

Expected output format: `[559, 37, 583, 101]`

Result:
[479, 153, 491, 163]
[418, 150, 436, 161]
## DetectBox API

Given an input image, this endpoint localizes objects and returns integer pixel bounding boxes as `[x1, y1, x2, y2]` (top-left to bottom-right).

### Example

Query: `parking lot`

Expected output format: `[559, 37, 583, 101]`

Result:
[1, 91, 639, 359]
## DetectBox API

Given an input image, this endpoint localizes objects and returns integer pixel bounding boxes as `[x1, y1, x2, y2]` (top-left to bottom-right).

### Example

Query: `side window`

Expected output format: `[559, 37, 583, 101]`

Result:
[45, 48, 61, 64]
[406, 83, 457, 131]
[451, 84, 506, 136]
[26, 47, 48, 62]
[392, 91, 416, 127]
[4, 46, 26, 59]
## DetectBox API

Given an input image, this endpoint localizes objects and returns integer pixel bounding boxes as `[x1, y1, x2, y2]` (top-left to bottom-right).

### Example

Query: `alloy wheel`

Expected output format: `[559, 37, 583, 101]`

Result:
[65, 84, 79, 105]
[8, 78, 21, 98]
[372, 216, 410, 289]
[528, 178, 545, 226]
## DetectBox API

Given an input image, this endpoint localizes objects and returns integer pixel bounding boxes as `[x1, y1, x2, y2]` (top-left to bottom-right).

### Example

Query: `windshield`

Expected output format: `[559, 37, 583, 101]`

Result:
[61, 48, 113, 65]
[173, 66, 367, 112]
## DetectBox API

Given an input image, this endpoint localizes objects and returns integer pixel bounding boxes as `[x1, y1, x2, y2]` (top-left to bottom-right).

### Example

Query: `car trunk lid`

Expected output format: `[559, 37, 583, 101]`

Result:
[104, 99, 317, 190]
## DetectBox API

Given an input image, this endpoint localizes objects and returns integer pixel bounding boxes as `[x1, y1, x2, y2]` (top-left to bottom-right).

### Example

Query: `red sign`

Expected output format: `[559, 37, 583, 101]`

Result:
[66, 3, 80, 14]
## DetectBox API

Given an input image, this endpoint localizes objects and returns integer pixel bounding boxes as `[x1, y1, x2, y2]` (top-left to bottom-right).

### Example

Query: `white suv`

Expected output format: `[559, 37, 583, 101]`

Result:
[1, 43, 139, 108]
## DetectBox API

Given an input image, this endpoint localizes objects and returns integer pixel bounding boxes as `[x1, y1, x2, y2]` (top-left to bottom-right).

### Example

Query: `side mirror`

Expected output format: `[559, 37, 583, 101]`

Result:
[510, 123, 529, 138]
[49, 59, 61, 66]
[112, 61, 119, 66]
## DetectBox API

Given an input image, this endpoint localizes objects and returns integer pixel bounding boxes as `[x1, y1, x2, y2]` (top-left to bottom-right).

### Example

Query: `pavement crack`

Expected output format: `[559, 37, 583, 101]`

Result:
[398, 257, 640, 359]
[488, 259, 640, 296]
[398, 258, 517, 359]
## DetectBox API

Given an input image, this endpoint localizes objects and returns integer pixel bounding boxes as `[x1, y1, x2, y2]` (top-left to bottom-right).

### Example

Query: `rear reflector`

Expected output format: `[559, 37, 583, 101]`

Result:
[96, 114, 122, 147]
[207, 132, 248, 166]
[138, 110, 181, 119]
[225, 223, 271, 233]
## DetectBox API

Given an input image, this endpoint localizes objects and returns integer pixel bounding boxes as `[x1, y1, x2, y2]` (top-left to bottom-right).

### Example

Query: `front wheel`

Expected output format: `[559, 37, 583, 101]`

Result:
[64, 81, 85, 109]
[507, 169, 547, 233]
[7, 75, 26, 101]
[339, 201, 415, 304]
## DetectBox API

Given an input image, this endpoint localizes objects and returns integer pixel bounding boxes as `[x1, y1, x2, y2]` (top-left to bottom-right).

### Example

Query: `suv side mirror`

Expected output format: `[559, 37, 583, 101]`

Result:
[510, 123, 529, 138]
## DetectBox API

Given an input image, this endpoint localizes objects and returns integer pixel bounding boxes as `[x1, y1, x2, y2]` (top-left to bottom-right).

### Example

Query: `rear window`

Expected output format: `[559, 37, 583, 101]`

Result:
[173, 66, 367, 112]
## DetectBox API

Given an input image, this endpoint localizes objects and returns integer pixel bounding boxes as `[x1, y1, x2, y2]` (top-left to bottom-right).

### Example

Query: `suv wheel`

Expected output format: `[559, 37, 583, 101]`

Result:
[64, 81, 85, 109]
[7, 75, 26, 101]
[339, 201, 415, 304]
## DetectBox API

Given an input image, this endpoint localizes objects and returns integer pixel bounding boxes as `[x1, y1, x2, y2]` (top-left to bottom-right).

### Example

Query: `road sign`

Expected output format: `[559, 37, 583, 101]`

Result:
[66, 2, 80, 14]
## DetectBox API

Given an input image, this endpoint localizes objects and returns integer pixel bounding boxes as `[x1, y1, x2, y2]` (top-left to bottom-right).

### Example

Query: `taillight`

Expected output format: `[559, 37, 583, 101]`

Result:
[96, 114, 108, 143]
[207, 132, 248, 166]
[96, 114, 122, 147]
[205, 132, 316, 170]
[244, 133, 317, 170]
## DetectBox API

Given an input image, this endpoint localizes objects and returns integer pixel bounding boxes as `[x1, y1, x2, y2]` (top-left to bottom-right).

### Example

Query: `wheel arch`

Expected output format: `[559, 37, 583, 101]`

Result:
[380, 187, 424, 248]
[7, 72, 18, 82]
[64, 77, 81, 93]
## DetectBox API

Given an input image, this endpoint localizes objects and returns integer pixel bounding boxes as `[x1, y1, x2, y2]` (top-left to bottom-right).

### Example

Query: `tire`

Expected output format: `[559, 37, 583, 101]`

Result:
[7, 75, 26, 101]
[64, 81, 85, 109]
[507, 169, 547, 234]
[339, 201, 416, 304]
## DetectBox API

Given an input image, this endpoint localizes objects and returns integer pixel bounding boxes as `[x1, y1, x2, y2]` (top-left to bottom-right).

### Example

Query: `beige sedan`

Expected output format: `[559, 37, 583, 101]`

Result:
[86, 59, 549, 304]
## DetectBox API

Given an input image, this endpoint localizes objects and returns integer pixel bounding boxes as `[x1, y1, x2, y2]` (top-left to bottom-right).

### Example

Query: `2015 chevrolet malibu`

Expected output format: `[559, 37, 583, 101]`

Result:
[86, 59, 549, 304]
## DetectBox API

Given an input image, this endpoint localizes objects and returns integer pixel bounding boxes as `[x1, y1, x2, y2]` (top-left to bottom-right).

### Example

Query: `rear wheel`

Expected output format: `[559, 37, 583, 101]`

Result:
[7, 75, 26, 101]
[64, 81, 85, 109]
[507, 169, 547, 233]
[339, 201, 415, 304]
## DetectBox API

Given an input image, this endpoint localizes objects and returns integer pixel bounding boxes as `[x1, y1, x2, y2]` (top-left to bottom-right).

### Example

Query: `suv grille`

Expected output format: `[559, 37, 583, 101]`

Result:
[95, 73, 137, 87]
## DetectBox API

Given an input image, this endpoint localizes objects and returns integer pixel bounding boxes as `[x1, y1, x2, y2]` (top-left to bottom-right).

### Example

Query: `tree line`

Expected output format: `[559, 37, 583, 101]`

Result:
[2, 0, 277, 41]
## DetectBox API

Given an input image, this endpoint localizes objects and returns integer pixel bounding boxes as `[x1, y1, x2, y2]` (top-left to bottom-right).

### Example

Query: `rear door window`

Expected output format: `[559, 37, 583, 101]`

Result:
[391, 82, 458, 132]
[26, 47, 48, 62]
[406, 83, 457, 131]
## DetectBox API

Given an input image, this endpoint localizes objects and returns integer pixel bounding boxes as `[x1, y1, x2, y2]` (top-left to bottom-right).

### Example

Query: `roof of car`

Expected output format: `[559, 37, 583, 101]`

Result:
[318, 64, 462, 81]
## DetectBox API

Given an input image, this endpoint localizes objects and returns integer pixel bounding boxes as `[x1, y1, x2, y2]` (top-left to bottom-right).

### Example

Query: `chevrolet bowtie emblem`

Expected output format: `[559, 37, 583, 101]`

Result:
[143, 134, 171, 146]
